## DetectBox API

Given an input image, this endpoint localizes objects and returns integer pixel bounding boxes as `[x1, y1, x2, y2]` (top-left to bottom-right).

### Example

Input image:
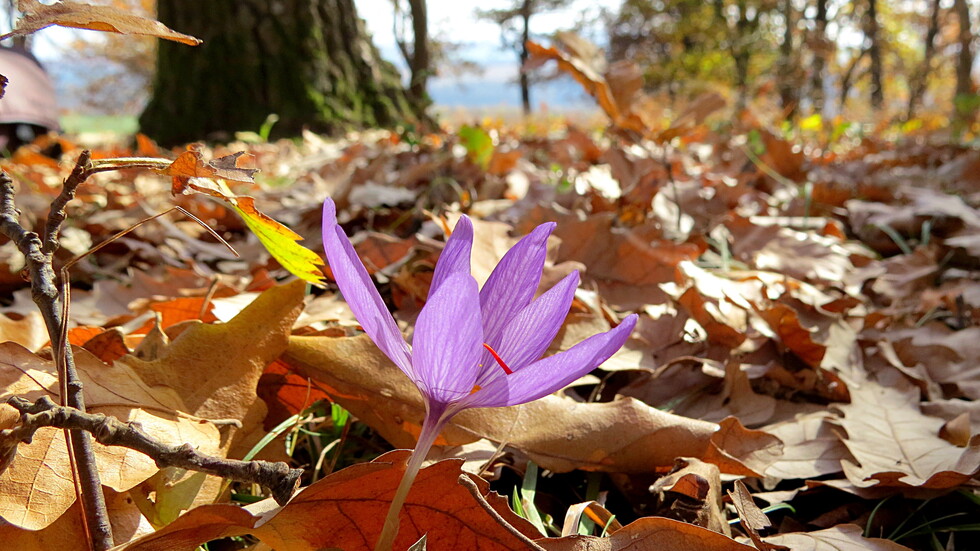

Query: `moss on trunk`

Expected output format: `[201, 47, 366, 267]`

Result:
[140, 0, 415, 145]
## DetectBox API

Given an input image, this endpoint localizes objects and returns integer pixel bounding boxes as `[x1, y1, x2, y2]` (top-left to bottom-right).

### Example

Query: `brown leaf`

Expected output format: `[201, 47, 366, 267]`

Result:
[3, 0, 200, 45]
[762, 524, 913, 550]
[283, 334, 783, 475]
[115, 451, 540, 551]
[537, 516, 757, 551]
[761, 412, 848, 480]
[124, 280, 306, 453]
[651, 458, 730, 536]
[0, 344, 222, 530]
[833, 380, 980, 489]
[0, 312, 49, 352]
[728, 480, 782, 551]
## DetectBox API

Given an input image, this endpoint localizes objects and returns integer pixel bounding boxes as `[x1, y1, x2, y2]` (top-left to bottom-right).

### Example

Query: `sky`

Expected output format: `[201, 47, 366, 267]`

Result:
[352, 0, 619, 109]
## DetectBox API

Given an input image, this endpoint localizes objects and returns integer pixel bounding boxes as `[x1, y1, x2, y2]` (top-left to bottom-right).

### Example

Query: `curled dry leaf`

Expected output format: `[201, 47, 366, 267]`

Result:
[3, 0, 201, 45]
[164, 146, 326, 287]
[114, 451, 540, 551]
[282, 334, 783, 475]
[650, 458, 730, 536]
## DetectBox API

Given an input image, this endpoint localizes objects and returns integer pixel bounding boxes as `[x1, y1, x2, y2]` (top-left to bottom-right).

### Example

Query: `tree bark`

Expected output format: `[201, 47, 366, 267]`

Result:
[809, 0, 828, 113]
[140, 0, 416, 145]
[953, 0, 977, 123]
[866, 0, 884, 110]
[906, 0, 941, 120]
[777, 0, 797, 117]
[519, 0, 532, 115]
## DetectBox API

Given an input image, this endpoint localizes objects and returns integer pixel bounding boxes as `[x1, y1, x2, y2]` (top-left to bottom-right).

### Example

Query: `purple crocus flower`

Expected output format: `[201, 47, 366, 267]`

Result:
[321, 198, 636, 550]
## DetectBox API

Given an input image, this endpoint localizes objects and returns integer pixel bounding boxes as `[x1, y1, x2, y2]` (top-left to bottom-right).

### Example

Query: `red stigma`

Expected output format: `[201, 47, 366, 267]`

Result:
[482, 343, 513, 375]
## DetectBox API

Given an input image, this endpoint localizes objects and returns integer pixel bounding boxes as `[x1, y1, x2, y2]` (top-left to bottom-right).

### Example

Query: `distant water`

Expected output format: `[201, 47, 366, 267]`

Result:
[429, 76, 595, 110]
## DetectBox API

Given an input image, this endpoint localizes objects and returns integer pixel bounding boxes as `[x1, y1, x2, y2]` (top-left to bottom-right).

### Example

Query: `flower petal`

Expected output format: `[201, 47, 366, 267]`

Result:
[322, 199, 413, 377]
[480, 222, 556, 345]
[429, 215, 473, 298]
[463, 314, 638, 408]
[412, 272, 484, 405]
[475, 271, 580, 388]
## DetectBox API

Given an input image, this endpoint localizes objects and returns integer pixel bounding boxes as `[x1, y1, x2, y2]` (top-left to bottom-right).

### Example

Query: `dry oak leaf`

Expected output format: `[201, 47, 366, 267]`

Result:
[0, 343, 221, 530]
[163, 146, 326, 287]
[3, 0, 200, 44]
[125, 280, 306, 454]
[283, 334, 783, 475]
[760, 412, 848, 480]
[761, 524, 912, 551]
[0, 311, 49, 352]
[115, 450, 541, 551]
[537, 516, 756, 551]
[833, 380, 980, 489]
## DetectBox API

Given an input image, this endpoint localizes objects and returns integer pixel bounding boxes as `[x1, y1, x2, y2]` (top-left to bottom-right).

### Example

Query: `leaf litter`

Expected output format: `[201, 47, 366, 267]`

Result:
[0, 48, 978, 551]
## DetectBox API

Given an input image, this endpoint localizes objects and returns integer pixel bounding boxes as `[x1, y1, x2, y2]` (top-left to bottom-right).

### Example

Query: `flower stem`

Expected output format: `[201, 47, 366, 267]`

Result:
[374, 409, 446, 551]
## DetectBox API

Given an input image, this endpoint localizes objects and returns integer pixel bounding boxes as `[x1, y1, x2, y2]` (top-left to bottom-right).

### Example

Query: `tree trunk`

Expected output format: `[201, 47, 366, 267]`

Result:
[777, 0, 797, 117]
[407, 0, 430, 112]
[866, 0, 884, 110]
[809, 0, 828, 113]
[953, 0, 977, 123]
[140, 0, 415, 145]
[906, 0, 941, 120]
[519, 0, 532, 115]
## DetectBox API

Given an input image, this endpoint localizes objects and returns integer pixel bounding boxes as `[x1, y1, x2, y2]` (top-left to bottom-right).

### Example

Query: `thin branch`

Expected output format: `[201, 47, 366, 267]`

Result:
[4, 396, 303, 506]
[0, 165, 113, 550]
[43, 149, 92, 255]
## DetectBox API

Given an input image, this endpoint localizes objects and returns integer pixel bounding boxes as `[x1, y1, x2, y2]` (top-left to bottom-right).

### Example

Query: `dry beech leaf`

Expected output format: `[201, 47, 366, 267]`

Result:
[762, 524, 913, 550]
[833, 380, 980, 489]
[115, 451, 540, 551]
[4, 0, 201, 45]
[282, 334, 783, 475]
[537, 516, 756, 551]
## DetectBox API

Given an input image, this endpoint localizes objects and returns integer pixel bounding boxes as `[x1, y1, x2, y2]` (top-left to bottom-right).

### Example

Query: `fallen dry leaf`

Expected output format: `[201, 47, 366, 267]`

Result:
[115, 451, 540, 551]
[3, 0, 201, 44]
[833, 379, 980, 489]
[537, 516, 757, 551]
[283, 334, 783, 475]
[761, 524, 913, 550]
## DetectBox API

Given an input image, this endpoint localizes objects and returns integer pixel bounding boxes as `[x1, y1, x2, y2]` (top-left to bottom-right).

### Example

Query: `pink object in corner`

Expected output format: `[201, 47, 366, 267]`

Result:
[0, 46, 59, 152]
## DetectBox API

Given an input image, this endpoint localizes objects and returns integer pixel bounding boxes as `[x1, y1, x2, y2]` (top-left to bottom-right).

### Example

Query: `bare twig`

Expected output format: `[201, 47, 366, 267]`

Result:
[0, 161, 113, 550]
[3, 396, 303, 506]
[457, 474, 547, 551]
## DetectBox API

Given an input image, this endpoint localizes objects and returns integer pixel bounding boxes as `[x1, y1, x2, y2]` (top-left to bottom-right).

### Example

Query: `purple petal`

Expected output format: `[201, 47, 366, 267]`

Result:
[475, 271, 580, 388]
[322, 199, 413, 377]
[480, 222, 556, 345]
[412, 272, 484, 405]
[463, 314, 638, 408]
[429, 216, 473, 299]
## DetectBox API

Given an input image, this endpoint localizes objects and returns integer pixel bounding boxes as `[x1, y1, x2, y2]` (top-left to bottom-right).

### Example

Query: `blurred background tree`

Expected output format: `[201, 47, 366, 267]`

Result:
[139, 0, 417, 145]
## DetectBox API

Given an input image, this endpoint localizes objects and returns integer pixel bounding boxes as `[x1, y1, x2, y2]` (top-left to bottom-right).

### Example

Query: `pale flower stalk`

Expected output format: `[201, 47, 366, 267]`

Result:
[322, 198, 637, 551]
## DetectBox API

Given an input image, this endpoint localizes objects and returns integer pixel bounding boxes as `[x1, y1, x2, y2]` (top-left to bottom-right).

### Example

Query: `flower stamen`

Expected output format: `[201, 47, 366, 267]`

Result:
[482, 343, 513, 375]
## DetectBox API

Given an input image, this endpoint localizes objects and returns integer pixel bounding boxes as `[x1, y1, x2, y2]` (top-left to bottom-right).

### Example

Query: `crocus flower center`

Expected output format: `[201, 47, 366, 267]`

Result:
[482, 342, 513, 374]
